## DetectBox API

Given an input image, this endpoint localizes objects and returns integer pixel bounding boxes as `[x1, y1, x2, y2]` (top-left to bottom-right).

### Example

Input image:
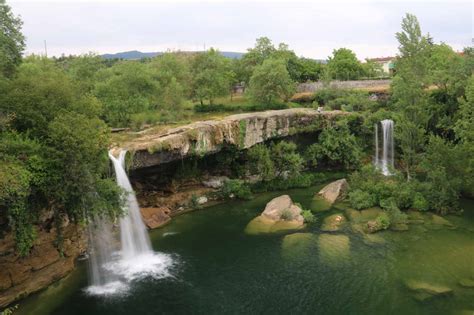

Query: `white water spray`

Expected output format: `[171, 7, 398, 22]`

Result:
[110, 151, 151, 258]
[86, 150, 174, 296]
[374, 119, 394, 176]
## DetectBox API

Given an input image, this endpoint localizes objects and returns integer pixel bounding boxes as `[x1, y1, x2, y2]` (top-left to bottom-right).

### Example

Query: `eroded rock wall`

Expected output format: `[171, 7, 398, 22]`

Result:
[0, 225, 86, 308]
[121, 109, 345, 170]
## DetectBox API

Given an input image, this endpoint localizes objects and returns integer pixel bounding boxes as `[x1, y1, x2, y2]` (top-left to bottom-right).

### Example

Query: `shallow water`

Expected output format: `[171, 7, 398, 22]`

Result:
[17, 187, 474, 315]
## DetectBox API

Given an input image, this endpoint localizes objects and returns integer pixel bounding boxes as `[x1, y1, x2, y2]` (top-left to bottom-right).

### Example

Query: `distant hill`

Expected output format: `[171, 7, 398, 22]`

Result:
[101, 50, 244, 60]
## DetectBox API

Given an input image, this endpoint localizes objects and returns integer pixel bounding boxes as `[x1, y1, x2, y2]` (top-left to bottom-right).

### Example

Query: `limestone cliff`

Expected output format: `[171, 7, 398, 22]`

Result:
[118, 109, 345, 170]
[0, 225, 86, 308]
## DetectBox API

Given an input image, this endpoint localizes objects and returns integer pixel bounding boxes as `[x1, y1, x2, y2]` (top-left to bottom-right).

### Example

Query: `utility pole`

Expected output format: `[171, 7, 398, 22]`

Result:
[44, 40, 48, 57]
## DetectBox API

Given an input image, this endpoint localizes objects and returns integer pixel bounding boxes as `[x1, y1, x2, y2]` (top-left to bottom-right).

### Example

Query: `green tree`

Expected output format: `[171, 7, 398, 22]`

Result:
[305, 124, 362, 169]
[297, 58, 324, 82]
[94, 61, 159, 126]
[247, 58, 295, 104]
[270, 141, 304, 178]
[327, 48, 363, 80]
[391, 13, 431, 178]
[0, 0, 25, 77]
[247, 144, 275, 181]
[190, 48, 231, 105]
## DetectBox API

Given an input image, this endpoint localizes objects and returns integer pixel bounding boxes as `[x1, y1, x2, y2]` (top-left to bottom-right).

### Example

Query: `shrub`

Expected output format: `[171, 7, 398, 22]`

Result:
[301, 209, 316, 223]
[280, 208, 294, 221]
[412, 193, 429, 211]
[375, 213, 391, 230]
[349, 189, 377, 210]
[220, 179, 252, 200]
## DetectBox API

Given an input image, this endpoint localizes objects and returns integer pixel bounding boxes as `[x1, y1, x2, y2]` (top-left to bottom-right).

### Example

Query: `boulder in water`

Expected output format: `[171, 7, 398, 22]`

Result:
[318, 234, 350, 264]
[261, 195, 304, 222]
[316, 179, 348, 204]
[281, 233, 316, 258]
[430, 214, 454, 227]
[321, 214, 347, 232]
[405, 280, 453, 301]
[141, 207, 171, 229]
[245, 195, 304, 234]
[459, 278, 474, 288]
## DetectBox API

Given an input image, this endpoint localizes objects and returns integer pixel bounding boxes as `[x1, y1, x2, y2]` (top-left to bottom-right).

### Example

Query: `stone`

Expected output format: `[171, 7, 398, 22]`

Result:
[202, 176, 229, 189]
[245, 195, 305, 235]
[391, 223, 409, 231]
[363, 233, 386, 246]
[0, 225, 86, 308]
[318, 234, 350, 264]
[245, 216, 303, 235]
[430, 214, 454, 227]
[261, 195, 304, 223]
[7, 263, 32, 286]
[281, 233, 316, 258]
[141, 207, 171, 229]
[316, 179, 349, 204]
[311, 196, 332, 212]
[196, 196, 208, 205]
[321, 213, 347, 232]
[0, 269, 12, 291]
[405, 280, 453, 300]
[29, 244, 60, 271]
[459, 278, 474, 288]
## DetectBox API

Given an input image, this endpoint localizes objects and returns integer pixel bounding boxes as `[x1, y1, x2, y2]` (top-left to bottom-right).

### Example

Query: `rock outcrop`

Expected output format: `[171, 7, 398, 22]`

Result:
[141, 207, 171, 229]
[116, 109, 345, 170]
[245, 195, 304, 234]
[0, 225, 86, 308]
[316, 179, 348, 204]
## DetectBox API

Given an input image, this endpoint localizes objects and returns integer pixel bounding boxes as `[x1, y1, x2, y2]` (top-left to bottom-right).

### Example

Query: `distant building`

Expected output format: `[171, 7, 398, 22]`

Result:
[368, 57, 396, 75]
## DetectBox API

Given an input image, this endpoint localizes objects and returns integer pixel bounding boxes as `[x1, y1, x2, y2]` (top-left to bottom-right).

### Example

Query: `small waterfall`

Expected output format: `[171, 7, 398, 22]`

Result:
[374, 123, 379, 167]
[374, 119, 394, 176]
[85, 149, 174, 296]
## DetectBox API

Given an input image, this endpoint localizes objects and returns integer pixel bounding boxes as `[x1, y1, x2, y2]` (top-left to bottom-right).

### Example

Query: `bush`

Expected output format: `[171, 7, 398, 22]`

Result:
[375, 213, 391, 230]
[220, 179, 252, 200]
[301, 209, 316, 223]
[412, 193, 429, 211]
[305, 125, 362, 169]
[348, 189, 377, 210]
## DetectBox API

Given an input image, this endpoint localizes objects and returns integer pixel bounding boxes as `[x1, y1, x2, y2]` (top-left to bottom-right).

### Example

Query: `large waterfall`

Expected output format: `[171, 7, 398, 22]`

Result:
[374, 119, 394, 176]
[86, 150, 174, 296]
[110, 151, 151, 258]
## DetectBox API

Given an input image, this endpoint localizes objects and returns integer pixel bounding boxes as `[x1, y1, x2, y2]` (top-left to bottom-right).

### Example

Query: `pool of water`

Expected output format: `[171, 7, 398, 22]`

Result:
[17, 186, 474, 315]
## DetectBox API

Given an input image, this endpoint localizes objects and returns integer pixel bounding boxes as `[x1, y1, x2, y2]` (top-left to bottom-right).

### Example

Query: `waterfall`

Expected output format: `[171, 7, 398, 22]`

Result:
[374, 123, 379, 167]
[85, 149, 174, 296]
[374, 119, 394, 176]
[109, 151, 151, 258]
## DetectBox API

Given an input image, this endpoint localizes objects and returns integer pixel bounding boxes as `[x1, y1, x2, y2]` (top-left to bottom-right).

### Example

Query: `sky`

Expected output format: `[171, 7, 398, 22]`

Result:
[8, 0, 473, 60]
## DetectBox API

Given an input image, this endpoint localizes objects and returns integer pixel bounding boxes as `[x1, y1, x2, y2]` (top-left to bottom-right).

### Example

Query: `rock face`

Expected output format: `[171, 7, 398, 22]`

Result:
[117, 109, 345, 170]
[141, 207, 171, 229]
[202, 176, 229, 189]
[245, 195, 304, 234]
[0, 225, 86, 308]
[317, 179, 348, 204]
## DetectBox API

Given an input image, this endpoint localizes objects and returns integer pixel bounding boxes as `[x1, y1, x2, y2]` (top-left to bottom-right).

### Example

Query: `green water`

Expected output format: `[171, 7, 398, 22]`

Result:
[17, 187, 474, 315]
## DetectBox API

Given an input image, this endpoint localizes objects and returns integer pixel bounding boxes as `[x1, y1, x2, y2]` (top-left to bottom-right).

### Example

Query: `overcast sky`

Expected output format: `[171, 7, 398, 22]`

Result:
[8, 0, 473, 59]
